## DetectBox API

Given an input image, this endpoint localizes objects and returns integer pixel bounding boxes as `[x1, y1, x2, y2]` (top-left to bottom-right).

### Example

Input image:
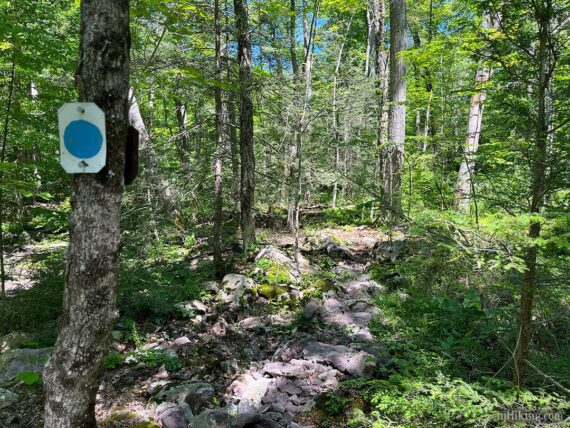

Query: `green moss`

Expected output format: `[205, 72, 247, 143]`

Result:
[258, 283, 289, 299]
[310, 278, 334, 292]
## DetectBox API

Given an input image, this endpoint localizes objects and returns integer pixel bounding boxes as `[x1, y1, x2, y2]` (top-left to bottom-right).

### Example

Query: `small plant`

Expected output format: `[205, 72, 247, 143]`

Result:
[104, 352, 126, 369]
[16, 371, 43, 386]
[323, 392, 349, 415]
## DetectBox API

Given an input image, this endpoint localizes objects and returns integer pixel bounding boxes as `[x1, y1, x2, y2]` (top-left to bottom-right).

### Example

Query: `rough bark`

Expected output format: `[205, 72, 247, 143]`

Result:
[383, 0, 407, 216]
[213, 0, 225, 277]
[43, 0, 130, 426]
[234, 0, 256, 249]
[371, 0, 387, 216]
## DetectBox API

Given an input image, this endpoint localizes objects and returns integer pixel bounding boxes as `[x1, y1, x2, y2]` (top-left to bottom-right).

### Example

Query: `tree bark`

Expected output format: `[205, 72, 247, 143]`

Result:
[234, 0, 256, 249]
[43, 0, 130, 426]
[332, 17, 352, 209]
[0, 50, 16, 297]
[213, 0, 225, 277]
[513, 0, 553, 387]
[453, 14, 495, 212]
[129, 89, 179, 221]
[383, 0, 407, 216]
[174, 97, 189, 168]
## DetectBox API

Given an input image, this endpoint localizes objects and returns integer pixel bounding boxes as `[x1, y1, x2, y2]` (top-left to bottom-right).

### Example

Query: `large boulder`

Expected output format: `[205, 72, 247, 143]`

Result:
[318, 236, 355, 261]
[0, 348, 52, 382]
[220, 274, 256, 307]
[302, 341, 375, 377]
[0, 388, 19, 410]
[255, 246, 317, 283]
[231, 412, 280, 428]
[372, 239, 409, 262]
[152, 381, 215, 414]
[189, 408, 231, 428]
[0, 332, 30, 353]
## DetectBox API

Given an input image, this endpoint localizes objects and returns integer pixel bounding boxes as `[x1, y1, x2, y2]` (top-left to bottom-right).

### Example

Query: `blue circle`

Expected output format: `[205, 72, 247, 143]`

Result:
[64, 120, 103, 159]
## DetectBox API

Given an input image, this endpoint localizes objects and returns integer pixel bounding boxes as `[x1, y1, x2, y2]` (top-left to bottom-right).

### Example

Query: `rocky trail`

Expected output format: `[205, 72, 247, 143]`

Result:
[0, 228, 408, 427]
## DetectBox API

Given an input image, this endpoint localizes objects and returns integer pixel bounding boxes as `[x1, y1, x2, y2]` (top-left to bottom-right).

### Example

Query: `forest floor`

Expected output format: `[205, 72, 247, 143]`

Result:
[1, 226, 396, 427]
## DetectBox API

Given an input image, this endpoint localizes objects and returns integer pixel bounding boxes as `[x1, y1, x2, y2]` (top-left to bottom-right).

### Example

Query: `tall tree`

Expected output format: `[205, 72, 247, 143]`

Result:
[371, 0, 387, 217]
[213, 0, 225, 276]
[453, 14, 495, 212]
[510, 0, 559, 387]
[43, 0, 130, 425]
[234, 0, 256, 249]
[383, 0, 407, 216]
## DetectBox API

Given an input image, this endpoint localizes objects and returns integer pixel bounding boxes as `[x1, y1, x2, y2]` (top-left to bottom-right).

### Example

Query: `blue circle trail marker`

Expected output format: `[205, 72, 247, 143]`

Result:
[58, 103, 106, 173]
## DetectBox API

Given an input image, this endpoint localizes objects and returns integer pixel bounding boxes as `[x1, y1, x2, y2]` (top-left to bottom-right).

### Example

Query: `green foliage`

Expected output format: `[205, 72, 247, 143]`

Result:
[15, 371, 42, 386]
[361, 374, 570, 427]
[323, 392, 349, 415]
[103, 352, 126, 370]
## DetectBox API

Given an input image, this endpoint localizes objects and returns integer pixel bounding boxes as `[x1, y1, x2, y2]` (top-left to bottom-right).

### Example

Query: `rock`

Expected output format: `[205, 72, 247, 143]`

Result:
[212, 318, 229, 337]
[238, 317, 264, 331]
[231, 411, 280, 428]
[302, 300, 320, 320]
[204, 281, 220, 294]
[302, 342, 375, 377]
[0, 348, 51, 382]
[173, 336, 191, 346]
[147, 379, 171, 395]
[0, 332, 30, 353]
[372, 239, 409, 262]
[309, 278, 333, 292]
[278, 381, 302, 396]
[255, 246, 300, 282]
[397, 292, 411, 300]
[262, 360, 325, 379]
[152, 381, 215, 414]
[0, 388, 19, 410]
[319, 236, 355, 261]
[231, 374, 272, 405]
[189, 408, 231, 428]
[186, 382, 216, 414]
[175, 300, 208, 316]
[220, 274, 256, 307]
[157, 403, 191, 428]
[258, 284, 289, 300]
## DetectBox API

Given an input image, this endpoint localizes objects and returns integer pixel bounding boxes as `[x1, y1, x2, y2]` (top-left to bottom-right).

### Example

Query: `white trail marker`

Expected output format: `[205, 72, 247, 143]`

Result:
[58, 102, 106, 173]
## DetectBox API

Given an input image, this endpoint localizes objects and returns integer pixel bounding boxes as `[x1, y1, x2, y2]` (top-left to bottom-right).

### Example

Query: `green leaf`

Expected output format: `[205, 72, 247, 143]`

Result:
[16, 371, 43, 386]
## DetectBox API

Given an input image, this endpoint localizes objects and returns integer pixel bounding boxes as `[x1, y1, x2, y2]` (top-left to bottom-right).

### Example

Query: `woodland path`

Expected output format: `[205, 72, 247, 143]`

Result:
[0, 227, 393, 427]
[95, 227, 390, 427]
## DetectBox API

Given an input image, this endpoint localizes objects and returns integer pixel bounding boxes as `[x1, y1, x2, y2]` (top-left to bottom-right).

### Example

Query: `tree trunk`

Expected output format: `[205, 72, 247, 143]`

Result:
[513, 1, 553, 387]
[43, 0, 130, 426]
[332, 17, 352, 209]
[287, 0, 299, 229]
[383, 0, 407, 216]
[129, 89, 179, 221]
[452, 67, 490, 211]
[371, 0, 387, 216]
[213, 0, 225, 277]
[0, 50, 16, 297]
[174, 97, 189, 168]
[453, 14, 495, 212]
[294, 0, 319, 264]
[234, 0, 256, 249]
